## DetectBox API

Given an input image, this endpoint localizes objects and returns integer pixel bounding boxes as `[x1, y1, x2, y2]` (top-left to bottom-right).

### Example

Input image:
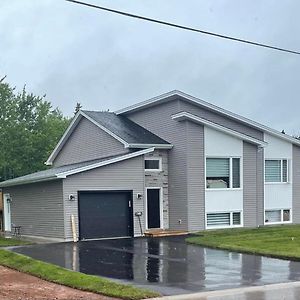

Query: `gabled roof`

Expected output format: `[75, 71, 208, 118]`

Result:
[0, 148, 154, 188]
[116, 90, 300, 146]
[46, 110, 172, 165]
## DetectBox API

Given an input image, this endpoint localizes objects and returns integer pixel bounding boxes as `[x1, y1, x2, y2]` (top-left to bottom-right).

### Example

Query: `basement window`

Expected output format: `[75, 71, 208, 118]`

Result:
[145, 158, 162, 171]
[207, 212, 242, 228]
[265, 209, 291, 224]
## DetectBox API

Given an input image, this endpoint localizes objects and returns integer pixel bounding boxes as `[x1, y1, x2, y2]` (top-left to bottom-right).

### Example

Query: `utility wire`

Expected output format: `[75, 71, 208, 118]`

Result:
[66, 0, 300, 56]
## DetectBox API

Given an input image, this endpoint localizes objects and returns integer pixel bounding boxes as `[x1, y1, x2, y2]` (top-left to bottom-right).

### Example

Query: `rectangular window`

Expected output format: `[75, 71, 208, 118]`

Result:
[265, 209, 291, 223]
[232, 158, 240, 188]
[265, 159, 288, 183]
[207, 212, 241, 228]
[207, 213, 230, 227]
[232, 212, 241, 225]
[206, 157, 240, 189]
[145, 158, 161, 171]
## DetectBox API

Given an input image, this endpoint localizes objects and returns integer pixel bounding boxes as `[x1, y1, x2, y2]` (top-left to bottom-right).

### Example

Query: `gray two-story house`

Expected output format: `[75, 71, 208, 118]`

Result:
[1, 90, 300, 241]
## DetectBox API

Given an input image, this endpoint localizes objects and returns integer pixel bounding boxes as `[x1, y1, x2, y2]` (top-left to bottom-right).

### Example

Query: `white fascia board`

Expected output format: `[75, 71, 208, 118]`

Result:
[172, 111, 268, 147]
[56, 147, 155, 178]
[45, 112, 83, 165]
[80, 111, 130, 148]
[116, 90, 300, 146]
[127, 143, 173, 149]
[0, 176, 59, 188]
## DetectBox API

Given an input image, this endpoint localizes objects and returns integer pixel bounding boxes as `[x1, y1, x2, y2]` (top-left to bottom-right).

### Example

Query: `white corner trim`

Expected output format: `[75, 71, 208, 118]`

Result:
[56, 147, 155, 178]
[116, 90, 300, 146]
[172, 111, 268, 147]
[80, 111, 130, 148]
[45, 111, 83, 165]
[128, 143, 173, 149]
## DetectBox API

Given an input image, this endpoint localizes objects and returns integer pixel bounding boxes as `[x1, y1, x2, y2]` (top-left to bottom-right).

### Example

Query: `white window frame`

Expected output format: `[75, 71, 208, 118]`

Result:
[264, 159, 289, 184]
[264, 208, 292, 225]
[205, 156, 242, 191]
[205, 210, 243, 229]
[144, 157, 162, 172]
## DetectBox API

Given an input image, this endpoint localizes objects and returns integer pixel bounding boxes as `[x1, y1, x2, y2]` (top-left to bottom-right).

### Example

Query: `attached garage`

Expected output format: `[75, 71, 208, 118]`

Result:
[78, 191, 133, 240]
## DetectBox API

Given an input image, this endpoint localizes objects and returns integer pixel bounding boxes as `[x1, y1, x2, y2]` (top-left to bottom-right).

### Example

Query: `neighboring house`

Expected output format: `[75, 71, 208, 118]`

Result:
[1, 90, 300, 241]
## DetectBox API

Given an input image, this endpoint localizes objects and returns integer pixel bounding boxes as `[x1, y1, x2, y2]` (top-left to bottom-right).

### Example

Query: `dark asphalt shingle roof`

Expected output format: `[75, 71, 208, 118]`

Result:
[82, 110, 170, 145]
[0, 154, 125, 188]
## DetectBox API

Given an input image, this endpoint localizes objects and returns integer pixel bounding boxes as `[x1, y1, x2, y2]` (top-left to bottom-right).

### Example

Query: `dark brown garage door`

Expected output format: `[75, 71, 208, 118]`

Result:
[78, 191, 133, 240]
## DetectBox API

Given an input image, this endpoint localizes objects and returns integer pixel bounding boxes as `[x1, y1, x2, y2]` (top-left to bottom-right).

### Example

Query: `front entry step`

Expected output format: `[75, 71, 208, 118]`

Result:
[144, 229, 189, 238]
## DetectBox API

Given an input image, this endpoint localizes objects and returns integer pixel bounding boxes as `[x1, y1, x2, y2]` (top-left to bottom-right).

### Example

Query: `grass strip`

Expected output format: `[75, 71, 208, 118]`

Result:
[186, 225, 300, 261]
[0, 249, 159, 299]
[0, 236, 31, 247]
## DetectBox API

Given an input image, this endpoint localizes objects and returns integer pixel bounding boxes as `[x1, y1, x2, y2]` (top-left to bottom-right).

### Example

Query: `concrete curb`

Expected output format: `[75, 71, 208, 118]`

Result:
[148, 281, 300, 299]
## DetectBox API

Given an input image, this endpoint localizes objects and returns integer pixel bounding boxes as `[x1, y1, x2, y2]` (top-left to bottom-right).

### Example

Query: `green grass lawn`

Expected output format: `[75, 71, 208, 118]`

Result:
[186, 225, 300, 261]
[0, 236, 31, 247]
[0, 237, 159, 299]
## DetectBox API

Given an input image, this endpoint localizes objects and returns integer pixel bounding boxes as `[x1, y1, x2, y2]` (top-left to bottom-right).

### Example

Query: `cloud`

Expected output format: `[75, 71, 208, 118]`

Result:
[1, 0, 299, 133]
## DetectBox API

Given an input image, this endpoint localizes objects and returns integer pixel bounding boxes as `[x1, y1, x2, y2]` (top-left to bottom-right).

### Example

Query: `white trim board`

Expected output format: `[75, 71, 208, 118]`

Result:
[116, 90, 300, 146]
[172, 111, 267, 147]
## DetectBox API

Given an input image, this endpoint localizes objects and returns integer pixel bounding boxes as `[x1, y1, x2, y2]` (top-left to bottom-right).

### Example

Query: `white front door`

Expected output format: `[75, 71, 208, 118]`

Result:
[3, 194, 11, 232]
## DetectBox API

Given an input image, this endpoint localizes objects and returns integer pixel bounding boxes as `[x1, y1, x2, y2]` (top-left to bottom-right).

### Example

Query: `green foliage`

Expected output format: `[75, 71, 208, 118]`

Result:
[0, 249, 159, 299]
[0, 236, 31, 247]
[187, 225, 300, 260]
[0, 82, 70, 181]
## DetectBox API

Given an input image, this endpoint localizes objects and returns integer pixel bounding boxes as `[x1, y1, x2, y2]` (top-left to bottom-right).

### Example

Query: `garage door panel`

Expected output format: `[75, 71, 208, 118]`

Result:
[79, 191, 133, 240]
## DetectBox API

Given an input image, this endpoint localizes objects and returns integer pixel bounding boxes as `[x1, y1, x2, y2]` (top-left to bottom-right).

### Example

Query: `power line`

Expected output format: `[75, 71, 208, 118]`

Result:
[66, 0, 300, 56]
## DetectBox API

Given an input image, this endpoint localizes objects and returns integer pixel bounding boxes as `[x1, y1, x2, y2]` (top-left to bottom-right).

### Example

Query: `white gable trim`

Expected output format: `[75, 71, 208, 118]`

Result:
[127, 143, 173, 149]
[172, 111, 268, 147]
[116, 90, 300, 146]
[56, 147, 155, 178]
[80, 111, 130, 148]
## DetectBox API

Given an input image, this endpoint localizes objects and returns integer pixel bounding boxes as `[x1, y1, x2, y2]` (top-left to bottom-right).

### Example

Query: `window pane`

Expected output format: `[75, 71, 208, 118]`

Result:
[206, 158, 230, 188]
[283, 209, 290, 222]
[282, 160, 288, 182]
[232, 212, 241, 225]
[232, 158, 240, 188]
[265, 160, 281, 182]
[265, 210, 281, 223]
[145, 160, 160, 170]
[207, 213, 230, 227]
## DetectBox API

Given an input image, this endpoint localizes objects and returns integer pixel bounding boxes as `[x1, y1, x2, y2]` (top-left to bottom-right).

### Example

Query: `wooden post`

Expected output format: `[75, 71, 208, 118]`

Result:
[71, 214, 78, 242]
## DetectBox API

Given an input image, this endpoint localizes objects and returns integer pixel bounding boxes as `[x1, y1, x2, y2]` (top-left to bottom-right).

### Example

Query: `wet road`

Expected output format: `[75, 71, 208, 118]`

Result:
[11, 236, 300, 295]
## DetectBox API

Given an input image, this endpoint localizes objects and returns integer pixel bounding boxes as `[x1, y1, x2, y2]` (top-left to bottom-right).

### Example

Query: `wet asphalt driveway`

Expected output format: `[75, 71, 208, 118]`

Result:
[11, 236, 300, 295]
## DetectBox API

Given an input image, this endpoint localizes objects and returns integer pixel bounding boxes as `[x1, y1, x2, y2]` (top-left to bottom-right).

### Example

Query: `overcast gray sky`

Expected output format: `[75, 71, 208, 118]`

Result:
[1, 0, 299, 134]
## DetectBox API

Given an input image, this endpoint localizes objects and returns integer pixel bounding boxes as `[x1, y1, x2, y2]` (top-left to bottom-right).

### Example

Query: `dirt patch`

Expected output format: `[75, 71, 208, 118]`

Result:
[0, 265, 118, 300]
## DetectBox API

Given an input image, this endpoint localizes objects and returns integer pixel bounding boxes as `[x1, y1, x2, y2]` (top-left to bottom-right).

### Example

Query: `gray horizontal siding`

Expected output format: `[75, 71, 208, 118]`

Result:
[126, 100, 189, 230]
[186, 121, 205, 231]
[243, 142, 258, 227]
[293, 145, 300, 223]
[63, 156, 145, 239]
[54, 117, 129, 167]
[256, 147, 264, 225]
[179, 100, 264, 140]
[3, 180, 64, 238]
